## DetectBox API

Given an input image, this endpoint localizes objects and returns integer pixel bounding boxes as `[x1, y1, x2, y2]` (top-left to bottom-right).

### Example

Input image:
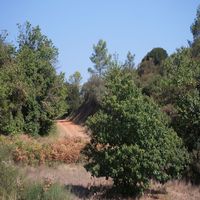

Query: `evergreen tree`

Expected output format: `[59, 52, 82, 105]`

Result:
[88, 39, 111, 76]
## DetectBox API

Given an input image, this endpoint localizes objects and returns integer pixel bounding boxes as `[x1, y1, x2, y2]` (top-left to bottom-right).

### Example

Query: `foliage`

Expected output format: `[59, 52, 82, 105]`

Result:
[81, 75, 105, 104]
[137, 47, 168, 96]
[84, 67, 189, 193]
[152, 47, 200, 182]
[142, 47, 168, 66]
[0, 22, 67, 136]
[123, 51, 135, 70]
[66, 71, 82, 113]
[88, 39, 111, 77]
[190, 5, 200, 59]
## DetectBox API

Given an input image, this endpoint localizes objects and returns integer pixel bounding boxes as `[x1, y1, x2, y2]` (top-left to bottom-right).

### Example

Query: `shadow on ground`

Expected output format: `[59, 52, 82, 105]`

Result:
[65, 184, 112, 199]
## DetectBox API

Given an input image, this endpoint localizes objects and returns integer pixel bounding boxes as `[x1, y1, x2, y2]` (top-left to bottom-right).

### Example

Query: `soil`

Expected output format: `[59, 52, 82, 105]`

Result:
[56, 120, 90, 141]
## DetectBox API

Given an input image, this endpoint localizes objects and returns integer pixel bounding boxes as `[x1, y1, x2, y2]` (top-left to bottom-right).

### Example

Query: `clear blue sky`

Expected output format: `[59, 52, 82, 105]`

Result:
[1, 0, 199, 82]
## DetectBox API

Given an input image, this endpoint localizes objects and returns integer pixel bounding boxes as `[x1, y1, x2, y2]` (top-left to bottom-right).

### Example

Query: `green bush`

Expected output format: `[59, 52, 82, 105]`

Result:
[85, 67, 189, 194]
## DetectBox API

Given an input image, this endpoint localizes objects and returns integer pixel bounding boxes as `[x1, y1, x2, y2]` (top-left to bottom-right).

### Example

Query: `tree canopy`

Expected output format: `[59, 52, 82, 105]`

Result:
[0, 22, 67, 135]
[85, 66, 189, 193]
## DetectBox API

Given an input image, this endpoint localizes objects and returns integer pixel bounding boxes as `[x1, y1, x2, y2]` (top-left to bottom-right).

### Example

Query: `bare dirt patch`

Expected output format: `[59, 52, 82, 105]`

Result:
[56, 120, 90, 141]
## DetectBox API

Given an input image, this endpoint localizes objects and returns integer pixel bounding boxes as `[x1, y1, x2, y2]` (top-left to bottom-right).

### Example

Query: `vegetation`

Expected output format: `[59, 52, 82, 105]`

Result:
[0, 141, 73, 200]
[0, 134, 85, 166]
[0, 4, 200, 198]
[66, 71, 82, 114]
[85, 66, 189, 193]
[0, 22, 67, 136]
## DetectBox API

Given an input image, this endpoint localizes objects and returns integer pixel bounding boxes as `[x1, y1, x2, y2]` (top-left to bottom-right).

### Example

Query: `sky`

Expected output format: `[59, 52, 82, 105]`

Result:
[1, 0, 199, 83]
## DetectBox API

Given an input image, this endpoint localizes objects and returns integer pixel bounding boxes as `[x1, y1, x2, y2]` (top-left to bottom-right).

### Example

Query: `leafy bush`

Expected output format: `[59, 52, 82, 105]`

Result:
[85, 67, 189, 194]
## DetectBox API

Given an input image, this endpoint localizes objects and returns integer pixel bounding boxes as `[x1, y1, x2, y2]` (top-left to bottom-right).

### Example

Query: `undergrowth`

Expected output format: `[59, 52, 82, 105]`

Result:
[0, 140, 73, 200]
[0, 134, 86, 166]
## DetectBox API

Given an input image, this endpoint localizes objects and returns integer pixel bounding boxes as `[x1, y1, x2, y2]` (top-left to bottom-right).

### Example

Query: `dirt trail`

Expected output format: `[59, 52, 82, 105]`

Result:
[56, 120, 90, 141]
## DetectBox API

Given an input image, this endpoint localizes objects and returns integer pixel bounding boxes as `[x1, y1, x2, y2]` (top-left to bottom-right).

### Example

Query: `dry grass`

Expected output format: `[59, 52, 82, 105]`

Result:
[0, 134, 87, 166]
[140, 180, 200, 200]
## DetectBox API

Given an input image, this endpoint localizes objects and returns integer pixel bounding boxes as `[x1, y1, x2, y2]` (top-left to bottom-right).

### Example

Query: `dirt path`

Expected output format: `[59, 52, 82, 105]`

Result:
[56, 120, 90, 141]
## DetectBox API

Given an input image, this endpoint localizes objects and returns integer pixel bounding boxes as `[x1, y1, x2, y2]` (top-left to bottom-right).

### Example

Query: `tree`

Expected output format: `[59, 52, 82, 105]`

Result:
[0, 22, 67, 135]
[137, 47, 168, 96]
[67, 71, 82, 113]
[158, 48, 200, 148]
[155, 48, 200, 182]
[17, 22, 67, 135]
[0, 34, 25, 134]
[81, 75, 104, 104]
[84, 67, 189, 193]
[191, 5, 200, 41]
[190, 5, 200, 59]
[88, 39, 111, 76]
[0, 31, 15, 67]
[142, 47, 168, 66]
[123, 51, 135, 70]
[68, 71, 82, 87]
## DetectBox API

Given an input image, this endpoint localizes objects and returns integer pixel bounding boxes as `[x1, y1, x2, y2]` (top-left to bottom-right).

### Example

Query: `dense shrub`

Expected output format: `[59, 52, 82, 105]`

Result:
[85, 67, 189, 193]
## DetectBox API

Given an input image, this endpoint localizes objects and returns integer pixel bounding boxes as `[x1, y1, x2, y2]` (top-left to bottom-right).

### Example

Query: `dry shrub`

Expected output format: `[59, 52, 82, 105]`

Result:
[10, 135, 86, 165]
[50, 138, 85, 163]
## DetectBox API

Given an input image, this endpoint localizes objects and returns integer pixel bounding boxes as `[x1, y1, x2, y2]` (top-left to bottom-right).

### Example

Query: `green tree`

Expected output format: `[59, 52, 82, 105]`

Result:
[142, 47, 168, 66]
[84, 67, 189, 193]
[191, 5, 200, 41]
[16, 22, 67, 135]
[0, 22, 67, 135]
[68, 71, 82, 87]
[155, 48, 200, 182]
[169, 6, 200, 163]
[190, 5, 200, 59]
[67, 71, 82, 113]
[81, 75, 104, 104]
[123, 51, 135, 70]
[0, 35, 25, 134]
[88, 39, 111, 76]
[137, 47, 168, 96]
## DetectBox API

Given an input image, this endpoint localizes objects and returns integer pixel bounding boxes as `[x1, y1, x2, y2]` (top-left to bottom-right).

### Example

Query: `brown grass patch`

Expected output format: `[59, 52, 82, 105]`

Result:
[0, 135, 87, 166]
